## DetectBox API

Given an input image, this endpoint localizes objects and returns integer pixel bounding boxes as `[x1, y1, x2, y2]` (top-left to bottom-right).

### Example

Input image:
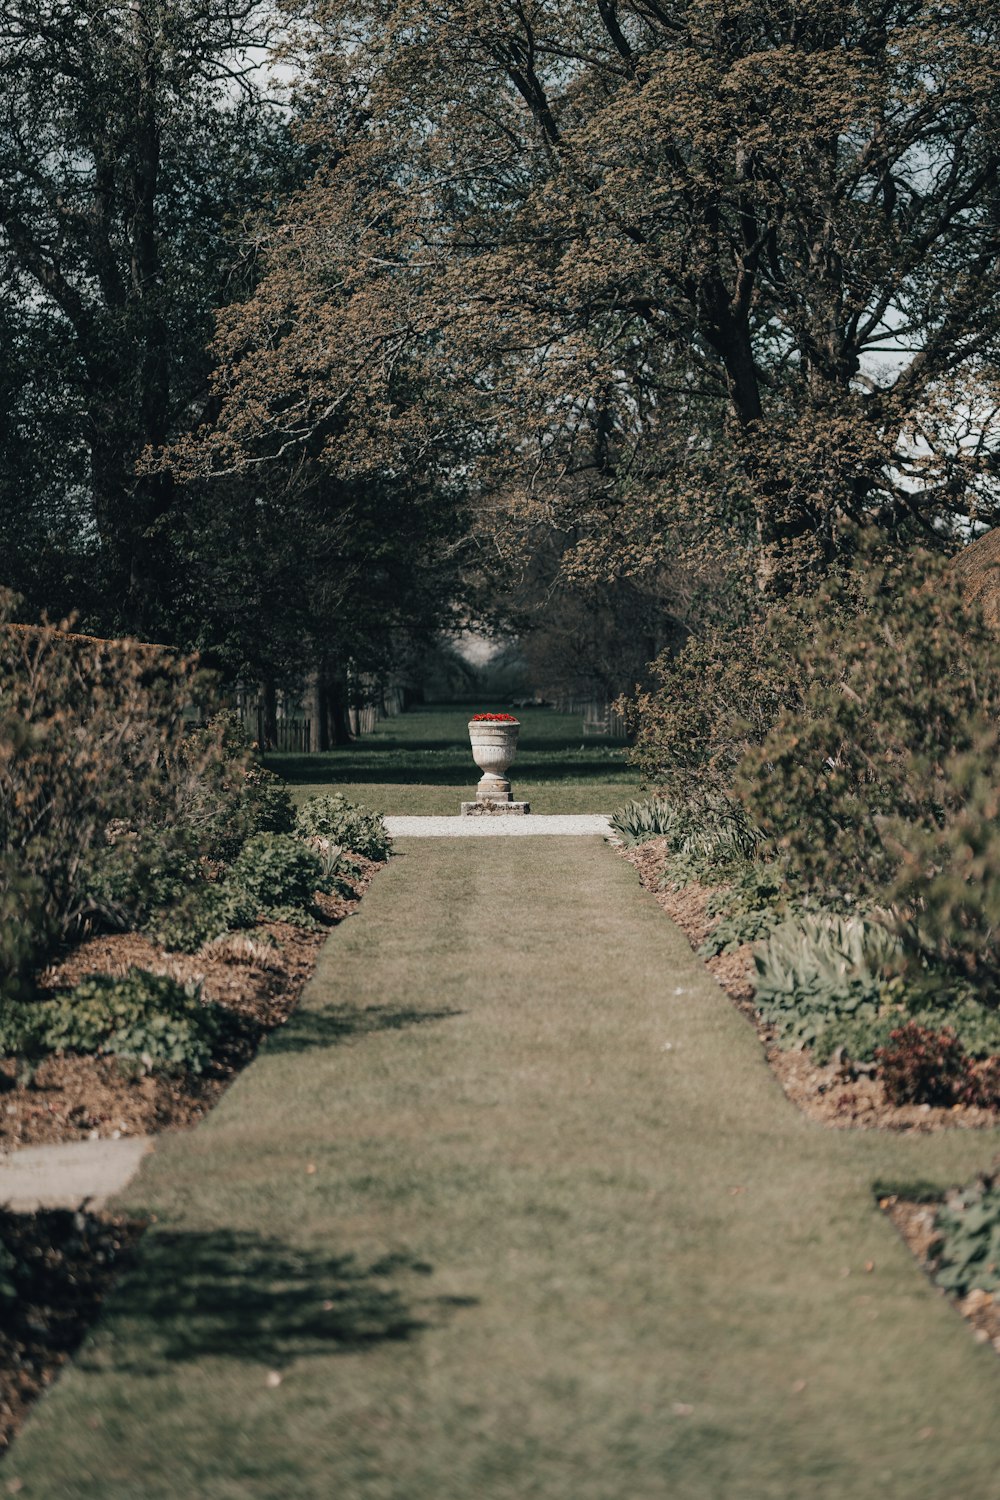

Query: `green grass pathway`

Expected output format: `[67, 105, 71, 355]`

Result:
[6, 838, 1000, 1497]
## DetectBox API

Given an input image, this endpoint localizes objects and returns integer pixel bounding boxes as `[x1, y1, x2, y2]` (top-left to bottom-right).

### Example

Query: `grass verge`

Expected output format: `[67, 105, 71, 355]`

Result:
[4, 838, 1000, 1498]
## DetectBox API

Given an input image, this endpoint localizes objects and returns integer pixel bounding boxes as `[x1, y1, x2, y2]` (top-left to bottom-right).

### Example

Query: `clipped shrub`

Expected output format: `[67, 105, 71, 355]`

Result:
[752, 914, 902, 1048]
[5, 969, 223, 1075]
[295, 793, 389, 861]
[227, 832, 325, 913]
[933, 1176, 1000, 1296]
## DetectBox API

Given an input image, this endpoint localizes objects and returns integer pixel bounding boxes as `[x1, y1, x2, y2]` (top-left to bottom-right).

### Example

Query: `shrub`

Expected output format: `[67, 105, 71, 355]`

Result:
[625, 614, 803, 799]
[737, 541, 1000, 990]
[295, 793, 390, 861]
[752, 913, 902, 1048]
[876, 1023, 974, 1107]
[150, 883, 257, 954]
[226, 833, 325, 913]
[3, 969, 223, 1075]
[933, 1176, 1000, 1296]
[0, 600, 224, 993]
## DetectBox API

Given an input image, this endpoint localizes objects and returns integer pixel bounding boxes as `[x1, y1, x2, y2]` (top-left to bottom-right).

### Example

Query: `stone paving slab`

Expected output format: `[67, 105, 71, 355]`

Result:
[385, 814, 613, 836]
[0, 1136, 153, 1211]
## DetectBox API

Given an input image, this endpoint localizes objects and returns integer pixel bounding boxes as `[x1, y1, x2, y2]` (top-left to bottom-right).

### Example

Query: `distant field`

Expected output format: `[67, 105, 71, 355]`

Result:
[266, 703, 643, 815]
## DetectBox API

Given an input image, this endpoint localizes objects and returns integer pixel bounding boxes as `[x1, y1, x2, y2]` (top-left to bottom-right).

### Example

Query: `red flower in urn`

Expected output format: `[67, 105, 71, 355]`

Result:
[470, 712, 519, 722]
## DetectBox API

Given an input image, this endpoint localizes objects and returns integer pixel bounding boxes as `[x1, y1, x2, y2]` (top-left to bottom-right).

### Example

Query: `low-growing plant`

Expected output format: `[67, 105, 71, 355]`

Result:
[933, 1175, 1000, 1296]
[700, 905, 785, 957]
[609, 799, 675, 847]
[876, 1023, 974, 1107]
[3, 969, 224, 1075]
[227, 833, 325, 913]
[752, 914, 902, 1048]
[150, 883, 257, 954]
[295, 793, 390, 862]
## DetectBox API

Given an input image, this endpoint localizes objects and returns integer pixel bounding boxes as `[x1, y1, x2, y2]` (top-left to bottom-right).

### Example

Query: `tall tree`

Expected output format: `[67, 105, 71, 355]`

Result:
[197, 0, 1000, 593]
[0, 0, 297, 632]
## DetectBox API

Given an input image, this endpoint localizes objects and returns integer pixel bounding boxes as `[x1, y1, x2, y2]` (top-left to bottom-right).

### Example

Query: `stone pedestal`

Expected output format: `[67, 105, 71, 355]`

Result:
[461, 800, 531, 816]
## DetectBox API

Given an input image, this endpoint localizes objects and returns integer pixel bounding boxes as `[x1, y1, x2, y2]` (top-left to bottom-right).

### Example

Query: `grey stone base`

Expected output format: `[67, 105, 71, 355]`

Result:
[461, 801, 531, 816]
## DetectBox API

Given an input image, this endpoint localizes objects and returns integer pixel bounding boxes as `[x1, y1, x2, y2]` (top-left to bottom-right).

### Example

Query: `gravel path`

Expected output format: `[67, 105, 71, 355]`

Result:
[385, 814, 613, 837]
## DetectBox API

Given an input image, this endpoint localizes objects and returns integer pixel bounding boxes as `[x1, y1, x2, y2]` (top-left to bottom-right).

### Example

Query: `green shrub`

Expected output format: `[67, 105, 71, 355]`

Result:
[699, 862, 791, 955]
[227, 833, 325, 913]
[5, 969, 223, 1075]
[0, 601, 220, 996]
[752, 914, 902, 1048]
[295, 793, 390, 862]
[700, 905, 785, 957]
[201, 761, 297, 863]
[150, 882, 257, 953]
[933, 1176, 1000, 1296]
[626, 614, 804, 799]
[83, 828, 204, 931]
[737, 542, 1000, 991]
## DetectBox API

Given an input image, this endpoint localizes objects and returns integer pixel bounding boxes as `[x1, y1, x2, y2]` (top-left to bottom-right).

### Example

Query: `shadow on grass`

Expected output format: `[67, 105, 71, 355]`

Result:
[100, 1230, 472, 1370]
[266, 1004, 464, 1055]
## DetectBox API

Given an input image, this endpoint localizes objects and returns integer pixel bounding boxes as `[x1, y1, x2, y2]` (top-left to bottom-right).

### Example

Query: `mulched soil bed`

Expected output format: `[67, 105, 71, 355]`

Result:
[623, 838, 1000, 1134]
[0, 861, 380, 1152]
[0, 1208, 144, 1458]
[0, 858, 382, 1460]
[881, 1195, 1000, 1356]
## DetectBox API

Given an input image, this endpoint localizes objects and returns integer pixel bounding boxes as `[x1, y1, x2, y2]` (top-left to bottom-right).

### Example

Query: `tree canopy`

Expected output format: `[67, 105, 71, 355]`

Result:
[195, 0, 1000, 595]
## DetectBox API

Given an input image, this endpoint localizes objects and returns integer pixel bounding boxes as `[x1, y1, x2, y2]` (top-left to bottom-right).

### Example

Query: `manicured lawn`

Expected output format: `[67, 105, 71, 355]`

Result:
[267, 703, 641, 814]
[6, 838, 999, 1498]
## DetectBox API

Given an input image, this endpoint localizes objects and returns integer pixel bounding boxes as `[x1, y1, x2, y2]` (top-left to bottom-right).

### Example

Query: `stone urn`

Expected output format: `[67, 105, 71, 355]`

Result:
[468, 715, 520, 803]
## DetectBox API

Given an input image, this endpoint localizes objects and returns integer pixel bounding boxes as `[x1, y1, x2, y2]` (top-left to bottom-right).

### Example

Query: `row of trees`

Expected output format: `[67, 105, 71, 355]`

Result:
[3, 0, 1000, 714]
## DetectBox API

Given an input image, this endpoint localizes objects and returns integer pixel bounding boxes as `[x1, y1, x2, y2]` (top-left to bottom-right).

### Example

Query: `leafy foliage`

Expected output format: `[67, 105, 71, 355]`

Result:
[738, 544, 1000, 992]
[934, 1177, 1000, 1296]
[2, 970, 223, 1076]
[609, 799, 676, 848]
[0, 609, 219, 996]
[876, 1024, 976, 1108]
[295, 794, 390, 862]
[150, 884, 257, 955]
[227, 834, 326, 914]
[752, 915, 902, 1048]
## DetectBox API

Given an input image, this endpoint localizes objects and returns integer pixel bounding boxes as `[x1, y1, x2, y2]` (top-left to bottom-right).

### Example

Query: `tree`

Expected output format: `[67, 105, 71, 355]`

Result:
[0, 0, 297, 633]
[197, 0, 1000, 595]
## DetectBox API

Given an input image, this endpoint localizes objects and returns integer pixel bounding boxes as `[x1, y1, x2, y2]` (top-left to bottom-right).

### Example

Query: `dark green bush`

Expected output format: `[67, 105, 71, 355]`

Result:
[0, 601, 228, 995]
[295, 793, 390, 861]
[2, 969, 223, 1075]
[626, 615, 803, 799]
[737, 543, 1000, 992]
[227, 833, 325, 913]
[150, 883, 257, 953]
